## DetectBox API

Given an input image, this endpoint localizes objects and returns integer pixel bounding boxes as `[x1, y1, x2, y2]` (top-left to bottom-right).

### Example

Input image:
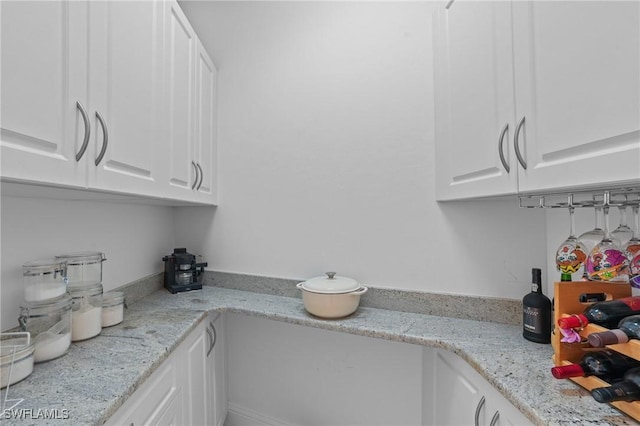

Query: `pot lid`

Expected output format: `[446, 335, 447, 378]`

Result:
[299, 272, 360, 294]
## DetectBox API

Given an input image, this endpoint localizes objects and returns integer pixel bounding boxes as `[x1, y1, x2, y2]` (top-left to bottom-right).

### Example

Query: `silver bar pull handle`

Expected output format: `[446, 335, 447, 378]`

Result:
[191, 161, 199, 190]
[75, 101, 91, 161]
[514, 116, 527, 170]
[94, 111, 109, 166]
[196, 163, 204, 190]
[498, 123, 510, 173]
[206, 322, 217, 356]
[205, 326, 214, 357]
[490, 410, 500, 426]
[210, 322, 217, 349]
[474, 396, 486, 426]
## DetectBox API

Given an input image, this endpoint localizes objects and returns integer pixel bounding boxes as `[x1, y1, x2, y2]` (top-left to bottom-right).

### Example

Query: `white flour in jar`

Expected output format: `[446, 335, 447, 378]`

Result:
[71, 306, 102, 341]
[102, 304, 123, 327]
[34, 332, 71, 362]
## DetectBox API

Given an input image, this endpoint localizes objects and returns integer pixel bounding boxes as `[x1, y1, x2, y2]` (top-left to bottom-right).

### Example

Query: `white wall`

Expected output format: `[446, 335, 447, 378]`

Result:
[177, 1, 548, 299]
[0, 194, 175, 330]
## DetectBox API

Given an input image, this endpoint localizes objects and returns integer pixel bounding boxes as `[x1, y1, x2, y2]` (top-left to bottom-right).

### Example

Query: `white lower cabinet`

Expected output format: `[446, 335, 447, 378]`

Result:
[182, 318, 209, 426]
[424, 348, 532, 426]
[106, 314, 226, 426]
[208, 312, 227, 426]
[105, 349, 182, 426]
[108, 314, 529, 426]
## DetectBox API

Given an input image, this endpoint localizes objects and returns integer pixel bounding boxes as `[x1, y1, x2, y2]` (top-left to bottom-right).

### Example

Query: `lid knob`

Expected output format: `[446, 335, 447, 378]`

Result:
[326, 272, 336, 279]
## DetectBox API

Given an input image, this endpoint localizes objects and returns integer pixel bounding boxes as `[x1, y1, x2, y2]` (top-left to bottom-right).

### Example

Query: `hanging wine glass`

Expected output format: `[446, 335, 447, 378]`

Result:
[579, 203, 605, 254]
[555, 203, 588, 279]
[624, 204, 640, 290]
[586, 193, 630, 282]
[578, 202, 605, 280]
[612, 203, 634, 246]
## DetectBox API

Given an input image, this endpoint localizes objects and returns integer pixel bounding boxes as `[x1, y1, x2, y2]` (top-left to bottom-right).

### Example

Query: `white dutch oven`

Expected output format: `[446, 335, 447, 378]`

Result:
[296, 272, 368, 319]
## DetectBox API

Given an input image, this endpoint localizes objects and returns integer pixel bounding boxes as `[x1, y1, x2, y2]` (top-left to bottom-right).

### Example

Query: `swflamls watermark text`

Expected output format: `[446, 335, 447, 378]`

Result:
[2, 408, 70, 420]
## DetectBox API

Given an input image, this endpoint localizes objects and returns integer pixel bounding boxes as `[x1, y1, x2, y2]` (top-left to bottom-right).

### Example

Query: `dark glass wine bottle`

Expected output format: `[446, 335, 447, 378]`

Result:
[551, 349, 640, 380]
[592, 367, 640, 403]
[523, 268, 551, 344]
[557, 296, 640, 329]
[588, 315, 640, 347]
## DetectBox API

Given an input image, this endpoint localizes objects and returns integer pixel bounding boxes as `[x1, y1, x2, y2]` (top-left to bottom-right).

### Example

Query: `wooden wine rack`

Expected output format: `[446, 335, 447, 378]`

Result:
[553, 280, 640, 421]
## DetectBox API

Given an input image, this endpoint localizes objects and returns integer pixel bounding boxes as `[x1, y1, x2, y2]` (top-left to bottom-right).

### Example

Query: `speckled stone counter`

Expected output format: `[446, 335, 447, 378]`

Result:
[0, 286, 636, 425]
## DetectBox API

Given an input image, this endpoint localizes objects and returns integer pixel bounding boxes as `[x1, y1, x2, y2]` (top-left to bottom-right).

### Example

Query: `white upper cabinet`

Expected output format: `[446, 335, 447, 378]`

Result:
[434, 1, 518, 200]
[1, 0, 218, 205]
[434, 0, 640, 201]
[0, 1, 89, 188]
[162, 1, 218, 205]
[193, 39, 218, 204]
[87, 0, 165, 197]
[164, 0, 197, 199]
[512, 1, 640, 194]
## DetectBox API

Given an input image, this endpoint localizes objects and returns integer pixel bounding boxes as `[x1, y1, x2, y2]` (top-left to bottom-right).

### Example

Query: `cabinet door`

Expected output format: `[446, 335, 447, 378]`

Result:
[182, 322, 209, 426]
[153, 388, 183, 426]
[512, 1, 640, 193]
[208, 313, 227, 426]
[87, 0, 164, 196]
[193, 40, 218, 205]
[0, 0, 88, 187]
[434, 0, 518, 201]
[432, 350, 486, 425]
[164, 0, 198, 199]
[430, 349, 532, 426]
[105, 355, 181, 426]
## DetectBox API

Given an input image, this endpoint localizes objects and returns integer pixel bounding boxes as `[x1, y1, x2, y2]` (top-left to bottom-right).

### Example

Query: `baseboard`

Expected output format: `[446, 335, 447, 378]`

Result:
[224, 402, 294, 426]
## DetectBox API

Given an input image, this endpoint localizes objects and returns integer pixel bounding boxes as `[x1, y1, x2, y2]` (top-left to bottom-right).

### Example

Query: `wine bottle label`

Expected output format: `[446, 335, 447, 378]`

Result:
[524, 306, 545, 333]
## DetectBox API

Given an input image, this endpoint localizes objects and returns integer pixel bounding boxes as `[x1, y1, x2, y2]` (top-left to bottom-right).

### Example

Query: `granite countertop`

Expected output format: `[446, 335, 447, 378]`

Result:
[1, 285, 637, 425]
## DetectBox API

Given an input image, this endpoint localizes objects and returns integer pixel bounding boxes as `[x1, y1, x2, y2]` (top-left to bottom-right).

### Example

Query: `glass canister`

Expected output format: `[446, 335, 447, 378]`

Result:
[22, 259, 68, 302]
[19, 294, 72, 363]
[101, 291, 125, 327]
[55, 251, 106, 287]
[0, 332, 35, 389]
[69, 283, 103, 342]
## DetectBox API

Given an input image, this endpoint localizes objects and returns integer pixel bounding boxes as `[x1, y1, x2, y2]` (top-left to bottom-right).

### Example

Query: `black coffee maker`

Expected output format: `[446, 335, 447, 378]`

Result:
[162, 248, 208, 294]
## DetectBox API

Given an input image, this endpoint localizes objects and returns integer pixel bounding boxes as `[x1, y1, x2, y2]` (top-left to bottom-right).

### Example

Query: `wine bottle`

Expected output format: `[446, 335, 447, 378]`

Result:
[592, 367, 640, 403]
[557, 296, 640, 329]
[588, 315, 640, 347]
[523, 268, 551, 344]
[551, 349, 640, 380]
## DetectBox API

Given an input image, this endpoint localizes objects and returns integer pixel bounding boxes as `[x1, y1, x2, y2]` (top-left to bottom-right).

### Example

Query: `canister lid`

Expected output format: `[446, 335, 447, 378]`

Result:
[68, 282, 103, 296]
[0, 333, 35, 366]
[20, 293, 72, 314]
[22, 258, 66, 276]
[55, 251, 106, 265]
[102, 291, 125, 307]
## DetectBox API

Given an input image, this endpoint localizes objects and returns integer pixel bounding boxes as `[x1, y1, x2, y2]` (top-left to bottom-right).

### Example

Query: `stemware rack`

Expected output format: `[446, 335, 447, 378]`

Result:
[519, 187, 640, 209]
[553, 280, 640, 422]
